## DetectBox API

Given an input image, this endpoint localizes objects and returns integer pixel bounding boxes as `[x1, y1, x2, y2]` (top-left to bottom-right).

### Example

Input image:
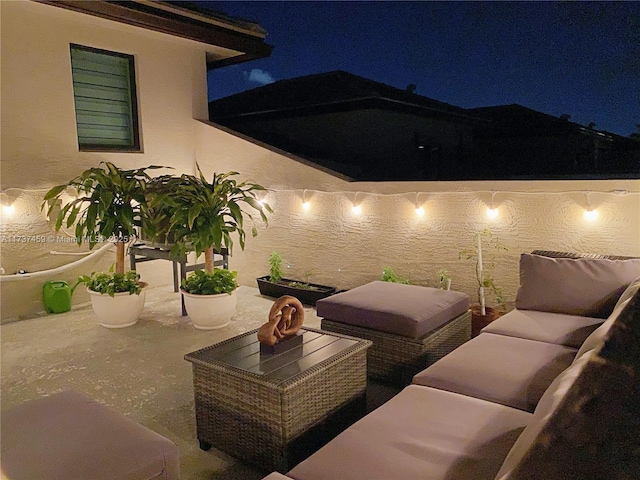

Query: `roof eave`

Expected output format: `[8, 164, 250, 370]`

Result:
[35, 0, 273, 67]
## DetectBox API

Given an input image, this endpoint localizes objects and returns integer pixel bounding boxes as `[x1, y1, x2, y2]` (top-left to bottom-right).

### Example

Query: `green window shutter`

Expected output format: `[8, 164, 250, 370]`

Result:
[70, 45, 140, 151]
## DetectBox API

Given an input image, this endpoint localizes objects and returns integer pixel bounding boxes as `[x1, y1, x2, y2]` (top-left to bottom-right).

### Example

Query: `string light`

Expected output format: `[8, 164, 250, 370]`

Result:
[0, 192, 14, 217]
[486, 191, 498, 219]
[352, 192, 362, 214]
[257, 191, 267, 207]
[583, 191, 598, 221]
[301, 189, 310, 211]
[415, 192, 425, 217]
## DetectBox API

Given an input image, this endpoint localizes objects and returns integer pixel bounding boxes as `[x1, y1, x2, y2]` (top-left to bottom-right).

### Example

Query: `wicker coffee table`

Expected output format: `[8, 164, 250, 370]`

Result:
[184, 328, 371, 472]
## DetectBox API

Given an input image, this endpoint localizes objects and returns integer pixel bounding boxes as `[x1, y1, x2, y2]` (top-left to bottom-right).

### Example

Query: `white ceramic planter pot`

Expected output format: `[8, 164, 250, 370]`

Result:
[87, 283, 147, 328]
[181, 289, 237, 330]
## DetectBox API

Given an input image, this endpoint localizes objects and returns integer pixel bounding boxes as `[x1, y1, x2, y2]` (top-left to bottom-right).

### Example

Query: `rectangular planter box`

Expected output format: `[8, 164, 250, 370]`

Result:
[256, 276, 337, 306]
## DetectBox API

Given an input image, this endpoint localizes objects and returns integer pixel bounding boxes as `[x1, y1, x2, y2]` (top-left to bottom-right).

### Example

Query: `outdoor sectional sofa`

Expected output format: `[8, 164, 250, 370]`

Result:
[263, 251, 640, 480]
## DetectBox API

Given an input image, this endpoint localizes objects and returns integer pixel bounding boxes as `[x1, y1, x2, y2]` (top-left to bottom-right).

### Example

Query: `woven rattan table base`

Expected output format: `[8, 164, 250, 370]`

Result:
[322, 310, 471, 386]
[185, 328, 371, 472]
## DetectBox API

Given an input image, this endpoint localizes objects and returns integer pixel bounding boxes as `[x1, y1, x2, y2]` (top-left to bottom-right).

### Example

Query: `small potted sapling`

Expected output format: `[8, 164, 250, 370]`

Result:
[42, 162, 164, 328]
[459, 228, 507, 336]
[151, 166, 271, 329]
[256, 251, 337, 305]
[381, 267, 411, 284]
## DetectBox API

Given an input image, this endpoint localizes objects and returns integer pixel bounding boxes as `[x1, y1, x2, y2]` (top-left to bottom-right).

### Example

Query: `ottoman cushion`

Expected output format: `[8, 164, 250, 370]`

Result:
[316, 281, 470, 338]
[1, 390, 180, 480]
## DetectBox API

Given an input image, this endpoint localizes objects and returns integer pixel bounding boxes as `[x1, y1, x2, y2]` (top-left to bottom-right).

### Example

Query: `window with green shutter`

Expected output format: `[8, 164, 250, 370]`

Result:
[70, 44, 140, 151]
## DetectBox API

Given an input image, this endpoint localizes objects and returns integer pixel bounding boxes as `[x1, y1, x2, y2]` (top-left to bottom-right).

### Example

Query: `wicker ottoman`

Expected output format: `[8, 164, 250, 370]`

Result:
[318, 281, 471, 386]
[0, 391, 180, 480]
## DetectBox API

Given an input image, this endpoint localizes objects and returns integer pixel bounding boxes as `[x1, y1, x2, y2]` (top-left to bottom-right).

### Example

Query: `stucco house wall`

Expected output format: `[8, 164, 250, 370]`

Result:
[0, 0, 212, 319]
[1, 0, 208, 190]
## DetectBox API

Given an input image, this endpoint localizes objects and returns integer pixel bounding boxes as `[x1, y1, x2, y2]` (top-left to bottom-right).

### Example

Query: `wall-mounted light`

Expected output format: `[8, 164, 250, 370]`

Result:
[1, 192, 15, 217]
[486, 191, 499, 219]
[583, 192, 598, 221]
[352, 192, 362, 215]
[415, 192, 425, 216]
[301, 189, 310, 211]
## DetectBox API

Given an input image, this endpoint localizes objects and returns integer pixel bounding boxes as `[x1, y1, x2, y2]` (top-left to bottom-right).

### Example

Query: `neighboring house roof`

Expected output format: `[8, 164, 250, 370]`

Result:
[209, 70, 485, 123]
[35, 0, 273, 68]
[468, 104, 615, 139]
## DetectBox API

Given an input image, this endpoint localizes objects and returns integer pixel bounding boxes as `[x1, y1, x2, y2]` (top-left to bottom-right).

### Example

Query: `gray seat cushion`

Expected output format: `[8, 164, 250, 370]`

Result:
[413, 333, 577, 412]
[316, 281, 470, 338]
[0, 391, 180, 480]
[287, 385, 531, 480]
[482, 309, 603, 348]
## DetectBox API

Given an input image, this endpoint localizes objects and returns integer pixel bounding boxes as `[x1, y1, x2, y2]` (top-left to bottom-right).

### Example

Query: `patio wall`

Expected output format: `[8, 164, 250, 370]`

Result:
[195, 121, 640, 310]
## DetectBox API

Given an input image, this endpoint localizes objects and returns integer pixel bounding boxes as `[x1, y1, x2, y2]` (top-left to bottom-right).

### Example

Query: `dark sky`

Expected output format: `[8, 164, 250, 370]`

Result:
[204, 1, 639, 137]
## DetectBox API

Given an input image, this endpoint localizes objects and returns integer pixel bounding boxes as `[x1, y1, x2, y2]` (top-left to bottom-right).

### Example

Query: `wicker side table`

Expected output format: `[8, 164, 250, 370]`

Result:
[184, 328, 371, 472]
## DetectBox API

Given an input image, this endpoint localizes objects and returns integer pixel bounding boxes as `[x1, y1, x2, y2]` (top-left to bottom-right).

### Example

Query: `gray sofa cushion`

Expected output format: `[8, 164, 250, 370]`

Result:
[0, 390, 180, 480]
[316, 281, 469, 338]
[494, 349, 596, 479]
[412, 333, 577, 412]
[515, 254, 640, 318]
[574, 275, 640, 359]
[503, 288, 640, 479]
[287, 385, 531, 480]
[482, 309, 603, 348]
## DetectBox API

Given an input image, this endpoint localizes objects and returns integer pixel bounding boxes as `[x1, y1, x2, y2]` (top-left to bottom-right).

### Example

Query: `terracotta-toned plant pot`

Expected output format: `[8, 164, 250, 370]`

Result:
[471, 304, 497, 337]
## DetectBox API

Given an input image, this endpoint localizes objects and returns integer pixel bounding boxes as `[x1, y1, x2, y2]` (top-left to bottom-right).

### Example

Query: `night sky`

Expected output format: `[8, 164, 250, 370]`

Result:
[204, 1, 639, 137]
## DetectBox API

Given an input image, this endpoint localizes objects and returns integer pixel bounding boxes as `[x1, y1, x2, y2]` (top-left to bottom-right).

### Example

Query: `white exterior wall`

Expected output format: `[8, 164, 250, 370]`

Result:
[1, 0, 208, 190]
[196, 121, 640, 309]
[0, 0, 210, 320]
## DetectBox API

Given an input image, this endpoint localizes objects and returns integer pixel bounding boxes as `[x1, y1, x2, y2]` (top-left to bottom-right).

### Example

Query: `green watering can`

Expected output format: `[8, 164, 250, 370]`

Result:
[42, 280, 81, 314]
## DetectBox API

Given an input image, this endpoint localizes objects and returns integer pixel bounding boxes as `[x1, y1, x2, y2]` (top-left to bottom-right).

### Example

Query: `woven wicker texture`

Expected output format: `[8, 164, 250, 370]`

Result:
[322, 310, 471, 386]
[185, 328, 371, 472]
[530, 250, 638, 260]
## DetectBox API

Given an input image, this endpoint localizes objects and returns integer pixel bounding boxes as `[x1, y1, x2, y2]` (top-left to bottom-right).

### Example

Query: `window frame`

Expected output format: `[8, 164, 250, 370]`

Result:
[70, 44, 141, 152]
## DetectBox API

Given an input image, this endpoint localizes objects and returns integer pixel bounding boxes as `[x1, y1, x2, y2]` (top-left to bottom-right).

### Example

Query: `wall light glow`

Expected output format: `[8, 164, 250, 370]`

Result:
[583, 208, 598, 221]
[0, 193, 14, 217]
[352, 191, 362, 214]
[302, 201, 311, 211]
[415, 192, 425, 217]
[486, 207, 499, 219]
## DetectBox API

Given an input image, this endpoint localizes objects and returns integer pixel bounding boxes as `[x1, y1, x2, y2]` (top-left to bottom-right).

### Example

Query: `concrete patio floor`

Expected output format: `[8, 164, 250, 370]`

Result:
[1, 284, 398, 479]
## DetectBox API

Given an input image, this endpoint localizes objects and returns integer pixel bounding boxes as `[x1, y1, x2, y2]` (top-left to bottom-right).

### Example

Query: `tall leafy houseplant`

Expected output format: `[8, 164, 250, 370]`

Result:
[151, 166, 272, 269]
[42, 162, 162, 327]
[150, 166, 272, 329]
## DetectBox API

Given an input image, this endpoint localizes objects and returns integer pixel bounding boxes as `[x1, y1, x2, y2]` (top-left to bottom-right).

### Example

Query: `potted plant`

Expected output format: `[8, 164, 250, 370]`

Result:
[434, 268, 452, 290]
[256, 251, 337, 305]
[180, 268, 238, 330]
[381, 267, 411, 284]
[42, 162, 162, 328]
[152, 166, 271, 329]
[459, 228, 507, 336]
